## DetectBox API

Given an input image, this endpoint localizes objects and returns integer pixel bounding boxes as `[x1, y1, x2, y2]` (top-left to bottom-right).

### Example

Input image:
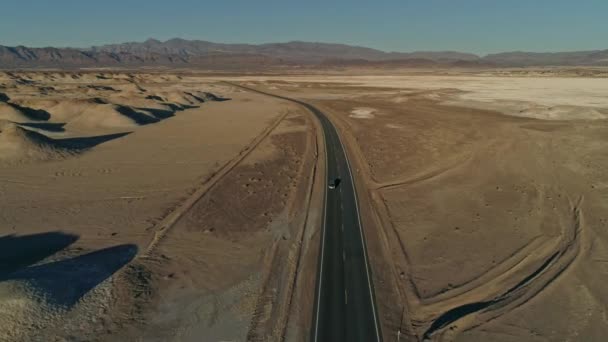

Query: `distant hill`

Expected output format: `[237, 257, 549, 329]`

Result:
[92, 38, 480, 63]
[0, 44, 283, 69]
[0, 38, 607, 69]
[483, 50, 608, 66]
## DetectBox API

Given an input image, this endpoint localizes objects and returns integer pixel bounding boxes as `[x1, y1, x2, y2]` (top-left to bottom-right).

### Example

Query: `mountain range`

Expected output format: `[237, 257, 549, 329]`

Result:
[1, 38, 607, 69]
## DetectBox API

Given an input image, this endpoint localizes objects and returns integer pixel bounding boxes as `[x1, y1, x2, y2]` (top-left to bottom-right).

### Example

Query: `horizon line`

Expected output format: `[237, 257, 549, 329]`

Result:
[2, 38, 607, 57]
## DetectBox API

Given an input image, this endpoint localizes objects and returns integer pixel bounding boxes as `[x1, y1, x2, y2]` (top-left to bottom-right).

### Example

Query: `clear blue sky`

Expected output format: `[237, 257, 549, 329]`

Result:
[1, 0, 607, 55]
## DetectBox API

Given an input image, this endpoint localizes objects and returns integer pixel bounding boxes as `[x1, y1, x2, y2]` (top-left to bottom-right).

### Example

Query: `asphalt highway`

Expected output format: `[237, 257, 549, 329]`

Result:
[228, 83, 382, 342]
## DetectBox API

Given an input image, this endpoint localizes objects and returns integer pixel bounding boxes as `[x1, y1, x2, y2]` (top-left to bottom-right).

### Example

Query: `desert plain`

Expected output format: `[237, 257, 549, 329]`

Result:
[1, 68, 608, 341]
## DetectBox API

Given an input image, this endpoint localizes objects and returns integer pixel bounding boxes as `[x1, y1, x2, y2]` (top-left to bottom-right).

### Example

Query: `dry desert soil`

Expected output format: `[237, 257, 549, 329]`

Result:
[2, 69, 608, 341]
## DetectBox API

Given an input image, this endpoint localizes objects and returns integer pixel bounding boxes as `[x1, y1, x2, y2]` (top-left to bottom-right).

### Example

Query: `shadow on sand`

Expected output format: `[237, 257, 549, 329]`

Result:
[56, 131, 132, 150]
[136, 107, 175, 120]
[0, 232, 78, 275]
[185, 91, 231, 102]
[7, 102, 51, 121]
[18, 122, 67, 132]
[115, 105, 160, 125]
[0, 232, 138, 308]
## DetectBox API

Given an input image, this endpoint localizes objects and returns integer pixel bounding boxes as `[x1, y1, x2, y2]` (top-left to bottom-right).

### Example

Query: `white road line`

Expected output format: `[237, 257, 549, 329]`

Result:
[345, 289, 348, 304]
[335, 128, 382, 342]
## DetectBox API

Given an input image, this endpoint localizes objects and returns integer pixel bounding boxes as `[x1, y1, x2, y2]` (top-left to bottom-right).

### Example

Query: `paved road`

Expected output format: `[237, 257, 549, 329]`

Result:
[227, 83, 382, 342]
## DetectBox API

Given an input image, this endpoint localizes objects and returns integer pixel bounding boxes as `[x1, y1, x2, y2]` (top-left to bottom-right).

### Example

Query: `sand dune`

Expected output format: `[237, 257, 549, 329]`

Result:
[0, 72, 232, 164]
[0, 103, 32, 122]
[0, 71, 230, 137]
[0, 102, 51, 122]
[0, 121, 74, 163]
[0, 120, 128, 164]
[65, 104, 158, 130]
[17, 98, 106, 122]
[112, 82, 146, 94]
[0, 235, 138, 342]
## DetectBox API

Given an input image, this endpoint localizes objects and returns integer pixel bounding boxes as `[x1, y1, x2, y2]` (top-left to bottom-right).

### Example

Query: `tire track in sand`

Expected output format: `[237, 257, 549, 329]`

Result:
[421, 196, 586, 341]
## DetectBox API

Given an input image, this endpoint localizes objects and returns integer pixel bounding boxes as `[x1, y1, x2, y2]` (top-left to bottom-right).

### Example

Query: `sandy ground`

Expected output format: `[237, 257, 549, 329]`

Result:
[233, 75, 608, 341]
[3, 70, 608, 341]
[0, 71, 319, 341]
